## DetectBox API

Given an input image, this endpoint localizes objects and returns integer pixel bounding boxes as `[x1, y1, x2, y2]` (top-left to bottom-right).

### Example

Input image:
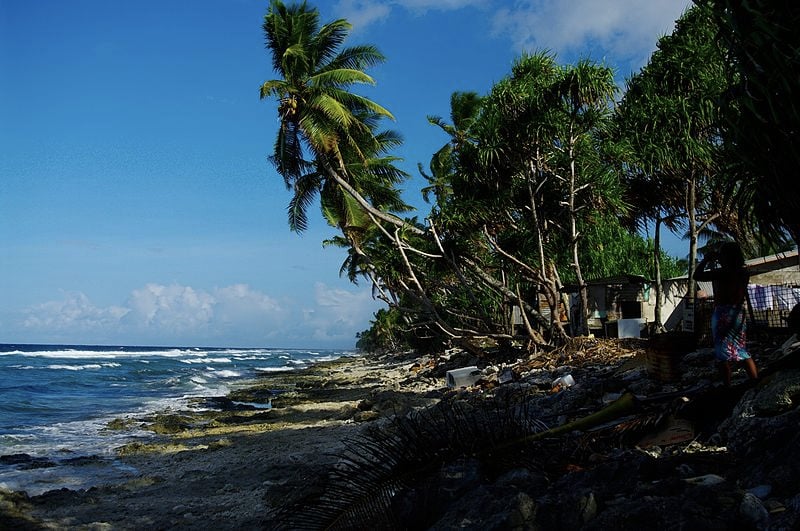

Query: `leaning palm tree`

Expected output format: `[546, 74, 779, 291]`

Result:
[260, 0, 421, 235]
[261, 2, 507, 355]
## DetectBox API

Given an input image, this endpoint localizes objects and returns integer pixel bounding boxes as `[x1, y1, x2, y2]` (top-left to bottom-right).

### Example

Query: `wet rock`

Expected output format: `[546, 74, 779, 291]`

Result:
[746, 484, 772, 499]
[353, 410, 379, 422]
[684, 474, 726, 486]
[428, 486, 538, 531]
[751, 370, 800, 415]
[717, 370, 800, 493]
[0, 453, 55, 469]
[148, 414, 192, 434]
[739, 492, 769, 527]
[0, 488, 38, 531]
[577, 491, 598, 524]
[60, 455, 105, 466]
[106, 417, 135, 430]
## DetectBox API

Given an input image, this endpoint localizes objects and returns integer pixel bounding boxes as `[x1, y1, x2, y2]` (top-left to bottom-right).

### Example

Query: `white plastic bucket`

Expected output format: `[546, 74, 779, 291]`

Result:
[446, 366, 481, 388]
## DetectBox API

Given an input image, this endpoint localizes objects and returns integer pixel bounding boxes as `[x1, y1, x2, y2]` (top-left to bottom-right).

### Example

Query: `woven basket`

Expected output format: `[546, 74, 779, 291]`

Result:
[645, 332, 697, 382]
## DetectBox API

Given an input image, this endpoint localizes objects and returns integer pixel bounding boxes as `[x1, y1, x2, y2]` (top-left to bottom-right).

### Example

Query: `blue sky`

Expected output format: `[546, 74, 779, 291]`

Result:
[0, 0, 691, 348]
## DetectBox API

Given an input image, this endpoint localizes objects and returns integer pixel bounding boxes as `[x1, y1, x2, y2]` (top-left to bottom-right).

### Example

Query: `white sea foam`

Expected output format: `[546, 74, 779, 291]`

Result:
[254, 366, 297, 373]
[9, 349, 199, 360]
[310, 355, 337, 362]
[45, 364, 103, 371]
[179, 357, 232, 364]
[41, 362, 122, 371]
[0, 416, 150, 459]
[220, 349, 271, 356]
[212, 370, 241, 378]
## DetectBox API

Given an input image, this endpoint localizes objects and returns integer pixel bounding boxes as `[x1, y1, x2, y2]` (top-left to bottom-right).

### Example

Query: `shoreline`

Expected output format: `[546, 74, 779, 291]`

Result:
[1, 349, 443, 530]
[4, 339, 800, 529]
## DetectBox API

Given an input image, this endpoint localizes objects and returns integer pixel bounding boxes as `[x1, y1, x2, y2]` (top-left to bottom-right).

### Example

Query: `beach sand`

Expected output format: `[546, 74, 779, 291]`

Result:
[2, 351, 441, 530]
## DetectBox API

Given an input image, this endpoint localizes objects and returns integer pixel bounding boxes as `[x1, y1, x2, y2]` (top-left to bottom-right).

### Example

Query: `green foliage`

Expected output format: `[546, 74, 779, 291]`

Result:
[706, 0, 800, 242]
[568, 214, 685, 282]
[356, 308, 402, 352]
[265, 1, 794, 352]
[615, 4, 725, 215]
[262, 0, 406, 235]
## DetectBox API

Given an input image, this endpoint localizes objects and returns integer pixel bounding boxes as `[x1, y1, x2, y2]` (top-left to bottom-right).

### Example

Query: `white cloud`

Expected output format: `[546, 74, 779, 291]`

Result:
[18, 282, 380, 348]
[331, 0, 689, 76]
[125, 284, 215, 332]
[332, 0, 488, 31]
[333, 0, 393, 31]
[297, 282, 384, 343]
[22, 291, 129, 332]
[212, 284, 288, 335]
[395, 0, 489, 12]
[491, 0, 691, 72]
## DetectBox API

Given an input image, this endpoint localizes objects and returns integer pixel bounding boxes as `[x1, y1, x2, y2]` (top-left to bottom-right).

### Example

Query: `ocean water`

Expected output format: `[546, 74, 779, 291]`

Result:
[0, 343, 352, 494]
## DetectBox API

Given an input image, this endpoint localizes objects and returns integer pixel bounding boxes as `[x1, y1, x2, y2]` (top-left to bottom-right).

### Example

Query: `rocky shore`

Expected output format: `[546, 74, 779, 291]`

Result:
[0, 351, 443, 530]
[2, 336, 800, 530]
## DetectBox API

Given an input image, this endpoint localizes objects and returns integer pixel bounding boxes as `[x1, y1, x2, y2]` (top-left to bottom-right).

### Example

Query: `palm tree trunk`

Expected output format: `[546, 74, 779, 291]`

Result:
[320, 157, 425, 235]
[653, 216, 664, 331]
[687, 174, 698, 301]
[568, 133, 589, 336]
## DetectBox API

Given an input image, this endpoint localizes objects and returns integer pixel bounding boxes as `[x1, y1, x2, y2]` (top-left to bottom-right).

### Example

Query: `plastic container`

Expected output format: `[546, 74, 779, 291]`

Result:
[446, 366, 481, 388]
[618, 318, 644, 338]
[551, 374, 575, 389]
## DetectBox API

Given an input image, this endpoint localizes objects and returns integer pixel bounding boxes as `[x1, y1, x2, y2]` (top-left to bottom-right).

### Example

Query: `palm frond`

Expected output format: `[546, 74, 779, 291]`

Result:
[287, 172, 322, 232]
[309, 68, 376, 88]
[265, 392, 550, 530]
[326, 44, 387, 72]
[314, 19, 351, 66]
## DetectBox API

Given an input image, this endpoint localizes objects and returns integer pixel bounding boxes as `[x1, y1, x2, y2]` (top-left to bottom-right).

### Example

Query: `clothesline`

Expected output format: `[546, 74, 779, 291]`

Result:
[747, 284, 800, 311]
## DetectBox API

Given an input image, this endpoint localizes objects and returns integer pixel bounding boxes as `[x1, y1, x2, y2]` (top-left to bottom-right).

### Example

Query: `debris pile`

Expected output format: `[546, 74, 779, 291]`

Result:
[277, 335, 800, 530]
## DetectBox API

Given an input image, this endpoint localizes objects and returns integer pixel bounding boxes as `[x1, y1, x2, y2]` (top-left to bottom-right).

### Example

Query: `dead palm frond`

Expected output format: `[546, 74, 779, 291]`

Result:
[264, 392, 549, 530]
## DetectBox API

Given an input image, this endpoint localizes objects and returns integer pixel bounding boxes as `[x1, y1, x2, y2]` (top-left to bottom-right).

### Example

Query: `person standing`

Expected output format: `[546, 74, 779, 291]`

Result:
[693, 241, 759, 386]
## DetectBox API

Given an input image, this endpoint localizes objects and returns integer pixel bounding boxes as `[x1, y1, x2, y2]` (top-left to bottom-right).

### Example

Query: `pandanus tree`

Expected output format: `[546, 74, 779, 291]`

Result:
[616, 4, 728, 299]
[462, 52, 570, 340]
[549, 59, 620, 335]
[477, 54, 621, 338]
[423, 53, 622, 341]
[420, 91, 547, 341]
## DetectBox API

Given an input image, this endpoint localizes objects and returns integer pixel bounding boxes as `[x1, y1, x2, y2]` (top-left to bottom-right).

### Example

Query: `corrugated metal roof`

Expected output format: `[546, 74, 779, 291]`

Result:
[745, 248, 799, 273]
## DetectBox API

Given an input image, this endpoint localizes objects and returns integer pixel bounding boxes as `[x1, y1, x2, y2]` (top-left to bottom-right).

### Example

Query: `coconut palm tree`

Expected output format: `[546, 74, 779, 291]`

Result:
[420, 91, 483, 206]
[261, 0, 420, 235]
